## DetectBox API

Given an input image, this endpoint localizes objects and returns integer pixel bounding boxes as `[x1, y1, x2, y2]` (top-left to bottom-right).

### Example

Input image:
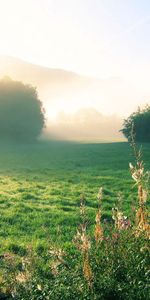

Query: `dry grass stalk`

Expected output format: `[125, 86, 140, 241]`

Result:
[95, 209, 104, 243]
[94, 188, 104, 243]
[129, 159, 149, 238]
[83, 252, 93, 287]
[135, 206, 150, 239]
[74, 194, 93, 288]
[129, 124, 150, 239]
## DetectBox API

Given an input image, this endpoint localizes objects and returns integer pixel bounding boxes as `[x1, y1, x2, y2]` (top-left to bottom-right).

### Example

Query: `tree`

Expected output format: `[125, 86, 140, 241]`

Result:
[0, 77, 45, 141]
[120, 105, 150, 142]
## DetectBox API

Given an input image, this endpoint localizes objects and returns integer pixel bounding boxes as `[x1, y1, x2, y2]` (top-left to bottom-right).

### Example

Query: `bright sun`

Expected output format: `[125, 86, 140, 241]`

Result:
[44, 97, 90, 121]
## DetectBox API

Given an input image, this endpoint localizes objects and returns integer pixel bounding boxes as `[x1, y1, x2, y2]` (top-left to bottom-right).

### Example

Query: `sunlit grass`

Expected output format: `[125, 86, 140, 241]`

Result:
[0, 141, 149, 299]
[0, 141, 149, 254]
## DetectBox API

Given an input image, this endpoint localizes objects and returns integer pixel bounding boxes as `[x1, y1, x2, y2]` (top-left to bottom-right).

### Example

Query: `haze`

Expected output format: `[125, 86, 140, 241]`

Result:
[0, 0, 150, 140]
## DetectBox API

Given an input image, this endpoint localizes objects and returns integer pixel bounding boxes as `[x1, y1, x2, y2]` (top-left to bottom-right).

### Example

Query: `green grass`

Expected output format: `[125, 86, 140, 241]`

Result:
[0, 140, 150, 255]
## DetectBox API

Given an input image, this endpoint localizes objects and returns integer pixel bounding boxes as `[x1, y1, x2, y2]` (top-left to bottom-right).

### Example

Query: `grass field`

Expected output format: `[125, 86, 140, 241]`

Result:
[0, 140, 150, 256]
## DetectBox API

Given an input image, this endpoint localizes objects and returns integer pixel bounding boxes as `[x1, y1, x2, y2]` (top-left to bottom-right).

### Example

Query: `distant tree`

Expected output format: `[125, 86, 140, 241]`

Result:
[0, 77, 45, 141]
[120, 105, 150, 142]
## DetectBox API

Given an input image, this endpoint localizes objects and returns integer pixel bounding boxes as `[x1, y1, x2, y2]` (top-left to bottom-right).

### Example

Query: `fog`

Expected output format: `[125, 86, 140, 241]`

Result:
[43, 108, 124, 142]
[0, 56, 146, 141]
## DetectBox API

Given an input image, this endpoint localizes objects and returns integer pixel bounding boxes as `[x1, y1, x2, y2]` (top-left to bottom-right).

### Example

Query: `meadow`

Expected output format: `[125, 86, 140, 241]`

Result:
[0, 141, 149, 299]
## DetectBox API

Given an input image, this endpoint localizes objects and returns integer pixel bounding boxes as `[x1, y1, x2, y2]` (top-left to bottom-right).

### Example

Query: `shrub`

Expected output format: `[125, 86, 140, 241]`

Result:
[120, 105, 150, 142]
[0, 77, 45, 141]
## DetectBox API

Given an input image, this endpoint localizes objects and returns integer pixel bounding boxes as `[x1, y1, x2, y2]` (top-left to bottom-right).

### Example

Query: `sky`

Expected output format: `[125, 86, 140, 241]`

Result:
[0, 0, 150, 81]
[0, 0, 150, 137]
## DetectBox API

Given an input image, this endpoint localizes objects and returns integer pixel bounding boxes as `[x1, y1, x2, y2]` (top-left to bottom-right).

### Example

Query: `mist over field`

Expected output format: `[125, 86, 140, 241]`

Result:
[0, 0, 150, 143]
[43, 109, 123, 141]
[0, 55, 147, 141]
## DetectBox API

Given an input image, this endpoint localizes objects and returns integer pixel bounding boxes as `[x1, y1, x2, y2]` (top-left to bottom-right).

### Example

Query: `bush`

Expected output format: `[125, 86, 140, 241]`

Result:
[120, 105, 150, 142]
[0, 77, 45, 141]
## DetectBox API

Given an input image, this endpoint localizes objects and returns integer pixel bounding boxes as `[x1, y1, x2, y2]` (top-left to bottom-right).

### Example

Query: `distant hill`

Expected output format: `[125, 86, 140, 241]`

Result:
[0, 56, 142, 116]
[0, 56, 128, 107]
[0, 55, 93, 100]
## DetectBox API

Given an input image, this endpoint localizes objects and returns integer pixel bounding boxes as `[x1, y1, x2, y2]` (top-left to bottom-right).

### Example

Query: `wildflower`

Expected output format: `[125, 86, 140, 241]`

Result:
[122, 218, 131, 229]
[129, 161, 144, 183]
[74, 225, 91, 252]
[112, 207, 130, 230]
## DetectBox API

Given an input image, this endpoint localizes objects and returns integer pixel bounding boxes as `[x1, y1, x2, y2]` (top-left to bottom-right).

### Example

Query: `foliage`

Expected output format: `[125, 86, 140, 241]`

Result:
[121, 105, 150, 142]
[0, 77, 45, 141]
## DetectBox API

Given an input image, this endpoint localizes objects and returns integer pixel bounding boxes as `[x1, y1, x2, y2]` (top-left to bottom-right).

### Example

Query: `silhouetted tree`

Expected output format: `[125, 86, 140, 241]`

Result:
[120, 105, 150, 142]
[0, 77, 45, 141]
